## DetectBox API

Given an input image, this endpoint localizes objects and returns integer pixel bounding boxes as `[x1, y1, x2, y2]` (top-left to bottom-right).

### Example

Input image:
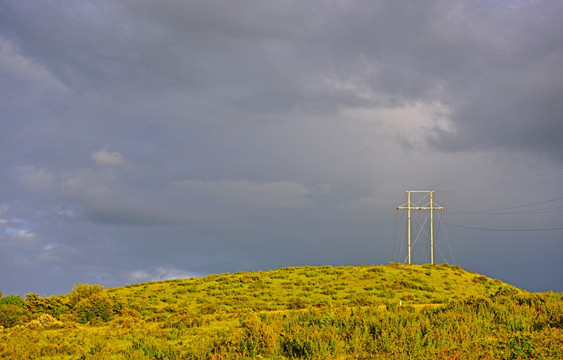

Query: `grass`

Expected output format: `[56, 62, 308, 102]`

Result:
[1, 263, 561, 359]
[108, 263, 511, 315]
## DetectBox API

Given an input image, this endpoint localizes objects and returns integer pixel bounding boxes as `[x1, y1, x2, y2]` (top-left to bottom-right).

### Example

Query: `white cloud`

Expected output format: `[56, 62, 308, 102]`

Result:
[0, 37, 67, 92]
[64, 168, 110, 198]
[91, 148, 126, 166]
[127, 267, 198, 283]
[172, 179, 315, 208]
[16, 166, 55, 191]
[11, 229, 36, 240]
[341, 101, 453, 147]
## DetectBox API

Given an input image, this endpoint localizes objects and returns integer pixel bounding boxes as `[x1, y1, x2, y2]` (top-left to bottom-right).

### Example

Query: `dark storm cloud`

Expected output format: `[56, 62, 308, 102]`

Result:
[3, 0, 561, 155]
[1, 0, 562, 295]
[426, 1, 563, 155]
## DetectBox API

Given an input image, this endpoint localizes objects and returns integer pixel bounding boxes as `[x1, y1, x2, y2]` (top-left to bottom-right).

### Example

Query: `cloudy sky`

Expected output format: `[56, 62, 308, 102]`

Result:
[1, 0, 562, 296]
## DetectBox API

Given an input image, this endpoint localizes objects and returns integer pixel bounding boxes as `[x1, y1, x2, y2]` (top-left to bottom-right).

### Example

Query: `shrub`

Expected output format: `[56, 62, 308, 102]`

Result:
[502, 334, 535, 359]
[130, 337, 181, 359]
[472, 275, 489, 283]
[74, 294, 114, 323]
[0, 294, 28, 328]
[287, 296, 308, 310]
[350, 294, 376, 307]
[0, 294, 24, 307]
[24, 294, 69, 318]
[494, 286, 520, 298]
[25, 314, 63, 329]
[69, 284, 114, 323]
[0, 304, 28, 327]
[240, 314, 279, 356]
[368, 266, 384, 273]
[69, 284, 106, 306]
[24, 293, 45, 312]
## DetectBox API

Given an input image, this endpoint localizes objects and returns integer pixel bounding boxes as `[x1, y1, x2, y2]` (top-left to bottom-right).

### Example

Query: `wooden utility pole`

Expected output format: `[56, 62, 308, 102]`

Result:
[396, 191, 444, 264]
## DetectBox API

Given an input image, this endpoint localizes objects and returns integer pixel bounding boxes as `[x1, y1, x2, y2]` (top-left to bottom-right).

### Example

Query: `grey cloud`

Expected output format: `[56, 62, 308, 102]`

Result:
[1, 0, 562, 296]
[424, 1, 563, 155]
[83, 201, 180, 227]
[13, 165, 183, 228]
[170, 179, 316, 209]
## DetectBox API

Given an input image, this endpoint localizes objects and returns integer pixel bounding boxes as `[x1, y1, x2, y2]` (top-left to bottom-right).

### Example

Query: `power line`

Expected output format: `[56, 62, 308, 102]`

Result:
[447, 197, 563, 214]
[442, 222, 563, 232]
[448, 206, 563, 215]
[396, 191, 444, 264]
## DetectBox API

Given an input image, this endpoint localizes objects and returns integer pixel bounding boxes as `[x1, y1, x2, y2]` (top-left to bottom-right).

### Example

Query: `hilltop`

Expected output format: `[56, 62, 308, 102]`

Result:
[107, 263, 518, 314]
[1, 263, 561, 359]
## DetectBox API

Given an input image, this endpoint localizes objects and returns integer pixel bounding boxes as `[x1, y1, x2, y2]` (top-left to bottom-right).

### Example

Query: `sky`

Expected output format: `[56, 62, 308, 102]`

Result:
[1, 0, 562, 297]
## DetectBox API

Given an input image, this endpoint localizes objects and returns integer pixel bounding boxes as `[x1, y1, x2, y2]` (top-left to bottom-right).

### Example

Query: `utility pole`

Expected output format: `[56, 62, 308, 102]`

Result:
[396, 191, 444, 264]
[407, 191, 411, 264]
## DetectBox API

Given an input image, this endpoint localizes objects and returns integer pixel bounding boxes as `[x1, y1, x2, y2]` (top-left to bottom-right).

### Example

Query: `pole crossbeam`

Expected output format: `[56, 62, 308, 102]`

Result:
[395, 191, 445, 265]
[397, 206, 444, 210]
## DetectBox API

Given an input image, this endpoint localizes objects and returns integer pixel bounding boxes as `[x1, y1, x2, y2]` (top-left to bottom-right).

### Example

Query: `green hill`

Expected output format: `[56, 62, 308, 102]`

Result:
[107, 263, 518, 314]
[1, 264, 561, 359]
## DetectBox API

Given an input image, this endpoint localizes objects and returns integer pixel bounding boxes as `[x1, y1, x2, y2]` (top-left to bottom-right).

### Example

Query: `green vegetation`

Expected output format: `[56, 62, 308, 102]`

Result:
[1, 263, 561, 359]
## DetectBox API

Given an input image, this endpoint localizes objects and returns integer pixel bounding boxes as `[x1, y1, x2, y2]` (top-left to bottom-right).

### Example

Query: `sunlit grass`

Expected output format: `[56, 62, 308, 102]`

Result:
[1, 263, 561, 359]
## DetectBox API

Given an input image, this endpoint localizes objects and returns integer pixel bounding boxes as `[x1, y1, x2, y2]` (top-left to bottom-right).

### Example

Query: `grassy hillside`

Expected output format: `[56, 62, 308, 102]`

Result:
[108, 263, 517, 314]
[1, 263, 561, 359]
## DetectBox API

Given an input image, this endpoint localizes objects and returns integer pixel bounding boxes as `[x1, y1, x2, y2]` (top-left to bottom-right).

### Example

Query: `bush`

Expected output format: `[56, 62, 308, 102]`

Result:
[25, 314, 63, 329]
[74, 294, 114, 323]
[69, 284, 105, 306]
[287, 296, 308, 310]
[24, 293, 44, 312]
[0, 304, 28, 328]
[350, 294, 376, 307]
[240, 314, 279, 356]
[0, 294, 27, 328]
[0, 294, 24, 307]
[69, 284, 114, 323]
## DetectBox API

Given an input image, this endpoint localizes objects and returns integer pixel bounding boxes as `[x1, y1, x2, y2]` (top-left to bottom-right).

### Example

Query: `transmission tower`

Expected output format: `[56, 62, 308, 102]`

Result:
[396, 191, 445, 264]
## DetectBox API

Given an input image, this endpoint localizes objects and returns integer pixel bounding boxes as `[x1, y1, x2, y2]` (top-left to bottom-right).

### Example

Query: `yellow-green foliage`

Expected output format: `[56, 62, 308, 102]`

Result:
[0, 264, 561, 359]
[0, 294, 28, 328]
[70, 283, 115, 323]
[108, 263, 519, 316]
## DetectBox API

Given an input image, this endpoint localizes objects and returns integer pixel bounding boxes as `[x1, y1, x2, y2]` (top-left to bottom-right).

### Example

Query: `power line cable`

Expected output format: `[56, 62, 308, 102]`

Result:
[447, 197, 563, 214]
[448, 206, 563, 215]
[442, 222, 563, 232]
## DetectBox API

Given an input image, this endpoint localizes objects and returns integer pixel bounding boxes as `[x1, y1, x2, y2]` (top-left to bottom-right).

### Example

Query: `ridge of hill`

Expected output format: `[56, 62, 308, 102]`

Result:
[107, 263, 518, 315]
